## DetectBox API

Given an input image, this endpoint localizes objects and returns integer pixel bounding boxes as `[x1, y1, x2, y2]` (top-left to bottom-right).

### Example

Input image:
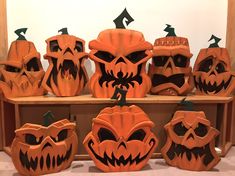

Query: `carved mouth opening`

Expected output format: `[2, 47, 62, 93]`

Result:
[98, 63, 143, 89]
[19, 145, 72, 171]
[151, 74, 185, 87]
[194, 76, 232, 94]
[59, 60, 78, 80]
[88, 139, 155, 167]
[166, 142, 214, 166]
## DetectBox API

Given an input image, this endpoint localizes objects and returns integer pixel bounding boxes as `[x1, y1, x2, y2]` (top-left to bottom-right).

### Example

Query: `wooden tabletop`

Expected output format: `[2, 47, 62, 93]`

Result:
[2, 94, 233, 105]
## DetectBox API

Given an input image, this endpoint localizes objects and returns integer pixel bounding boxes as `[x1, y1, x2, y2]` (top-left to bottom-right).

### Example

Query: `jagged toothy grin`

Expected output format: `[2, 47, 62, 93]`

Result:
[194, 76, 232, 94]
[98, 63, 143, 89]
[19, 145, 72, 171]
[88, 139, 155, 167]
[152, 74, 185, 87]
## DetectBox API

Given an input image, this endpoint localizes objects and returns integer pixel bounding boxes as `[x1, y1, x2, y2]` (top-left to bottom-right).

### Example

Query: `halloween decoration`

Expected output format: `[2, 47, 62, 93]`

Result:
[148, 24, 193, 95]
[42, 28, 88, 96]
[161, 106, 220, 171]
[193, 35, 235, 96]
[11, 112, 78, 176]
[83, 87, 158, 172]
[89, 9, 152, 98]
[0, 28, 45, 98]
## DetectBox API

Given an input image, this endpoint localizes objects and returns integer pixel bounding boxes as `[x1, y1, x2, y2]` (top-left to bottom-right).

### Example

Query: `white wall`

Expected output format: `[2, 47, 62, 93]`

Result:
[7, 0, 228, 74]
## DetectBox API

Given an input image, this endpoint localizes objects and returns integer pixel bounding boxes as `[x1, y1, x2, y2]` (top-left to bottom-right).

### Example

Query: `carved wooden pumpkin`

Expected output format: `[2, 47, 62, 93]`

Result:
[193, 35, 235, 96]
[161, 110, 220, 171]
[89, 9, 152, 98]
[148, 25, 193, 95]
[83, 87, 158, 172]
[0, 28, 45, 98]
[11, 114, 78, 176]
[42, 28, 88, 96]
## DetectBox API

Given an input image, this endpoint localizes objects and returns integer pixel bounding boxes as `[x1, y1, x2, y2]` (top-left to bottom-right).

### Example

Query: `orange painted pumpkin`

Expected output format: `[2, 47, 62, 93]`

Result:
[193, 35, 235, 96]
[161, 110, 220, 171]
[42, 28, 88, 96]
[148, 25, 193, 95]
[11, 115, 78, 176]
[89, 9, 152, 98]
[0, 28, 45, 98]
[83, 87, 158, 172]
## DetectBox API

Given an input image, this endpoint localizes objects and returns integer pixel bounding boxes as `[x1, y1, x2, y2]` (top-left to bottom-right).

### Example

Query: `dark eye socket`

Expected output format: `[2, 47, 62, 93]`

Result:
[153, 56, 169, 66]
[5, 65, 21, 73]
[198, 57, 213, 72]
[94, 51, 115, 62]
[126, 50, 147, 64]
[194, 123, 208, 137]
[26, 58, 40, 71]
[74, 41, 83, 52]
[215, 63, 226, 73]
[25, 134, 43, 145]
[98, 128, 116, 142]
[127, 129, 146, 141]
[173, 55, 188, 67]
[173, 122, 188, 136]
[50, 40, 62, 52]
[57, 129, 68, 142]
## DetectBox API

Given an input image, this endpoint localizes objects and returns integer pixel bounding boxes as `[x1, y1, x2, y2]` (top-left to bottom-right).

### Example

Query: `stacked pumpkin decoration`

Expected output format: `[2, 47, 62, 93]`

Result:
[42, 28, 88, 96]
[193, 35, 235, 96]
[11, 111, 78, 176]
[148, 24, 193, 96]
[83, 87, 158, 172]
[0, 28, 45, 98]
[89, 8, 152, 98]
[161, 100, 220, 171]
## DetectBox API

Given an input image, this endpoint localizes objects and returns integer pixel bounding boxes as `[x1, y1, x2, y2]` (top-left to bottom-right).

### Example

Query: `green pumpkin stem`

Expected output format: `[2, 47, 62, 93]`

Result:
[113, 8, 134, 29]
[43, 111, 55, 127]
[208, 35, 221, 48]
[164, 24, 176, 37]
[58, 28, 69, 35]
[111, 86, 127, 106]
[15, 28, 27, 40]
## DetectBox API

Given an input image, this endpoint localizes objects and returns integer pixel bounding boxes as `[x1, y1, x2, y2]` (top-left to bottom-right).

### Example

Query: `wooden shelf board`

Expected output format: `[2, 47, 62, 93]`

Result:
[3, 94, 233, 105]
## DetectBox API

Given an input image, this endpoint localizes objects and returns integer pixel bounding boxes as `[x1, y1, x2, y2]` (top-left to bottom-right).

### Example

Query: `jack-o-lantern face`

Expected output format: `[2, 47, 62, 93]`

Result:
[42, 28, 88, 96]
[161, 111, 220, 171]
[83, 105, 158, 172]
[11, 119, 78, 176]
[148, 25, 193, 95]
[0, 28, 45, 98]
[193, 35, 235, 96]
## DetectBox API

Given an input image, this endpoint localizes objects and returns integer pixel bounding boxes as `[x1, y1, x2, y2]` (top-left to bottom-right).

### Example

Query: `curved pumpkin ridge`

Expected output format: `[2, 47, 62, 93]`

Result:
[50, 75, 61, 96]
[0, 81, 12, 97]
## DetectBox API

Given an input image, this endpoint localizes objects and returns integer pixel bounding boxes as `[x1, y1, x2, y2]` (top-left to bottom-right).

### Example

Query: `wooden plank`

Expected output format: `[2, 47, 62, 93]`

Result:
[0, 95, 3, 150]
[3, 94, 233, 105]
[0, 0, 8, 61]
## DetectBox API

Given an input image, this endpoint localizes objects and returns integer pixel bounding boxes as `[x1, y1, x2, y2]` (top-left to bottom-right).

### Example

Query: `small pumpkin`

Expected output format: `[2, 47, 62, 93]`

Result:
[42, 28, 88, 96]
[89, 9, 152, 98]
[148, 25, 193, 95]
[161, 110, 220, 171]
[0, 28, 45, 98]
[11, 112, 78, 176]
[83, 87, 158, 172]
[193, 35, 235, 96]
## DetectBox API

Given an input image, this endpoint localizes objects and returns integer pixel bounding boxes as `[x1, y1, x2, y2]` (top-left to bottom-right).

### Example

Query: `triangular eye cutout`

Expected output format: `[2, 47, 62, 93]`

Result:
[113, 8, 134, 29]
[208, 35, 221, 48]
[15, 28, 28, 40]
[58, 28, 69, 35]
[164, 24, 176, 37]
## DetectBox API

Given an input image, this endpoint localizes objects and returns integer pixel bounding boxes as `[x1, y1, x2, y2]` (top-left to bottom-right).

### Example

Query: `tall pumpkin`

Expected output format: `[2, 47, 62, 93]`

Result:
[83, 87, 158, 172]
[148, 25, 193, 95]
[193, 35, 235, 96]
[89, 9, 152, 98]
[0, 28, 45, 98]
[42, 28, 88, 96]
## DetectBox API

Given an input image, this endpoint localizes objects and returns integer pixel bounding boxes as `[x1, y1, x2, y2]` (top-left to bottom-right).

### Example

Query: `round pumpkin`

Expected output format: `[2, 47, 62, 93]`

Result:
[11, 119, 78, 176]
[161, 110, 220, 171]
[42, 28, 88, 96]
[0, 28, 45, 98]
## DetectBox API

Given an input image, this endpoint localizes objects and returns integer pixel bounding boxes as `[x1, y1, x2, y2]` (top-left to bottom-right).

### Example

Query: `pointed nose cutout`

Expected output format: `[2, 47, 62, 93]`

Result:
[116, 57, 126, 64]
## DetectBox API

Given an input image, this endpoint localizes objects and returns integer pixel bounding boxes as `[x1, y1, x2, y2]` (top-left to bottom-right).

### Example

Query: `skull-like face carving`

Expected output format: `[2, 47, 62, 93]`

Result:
[0, 31, 45, 98]
[83, 105, 158, 172]
[42, 28, 88, 96]
[89, 29, 152, 98]
[161, 111, 220, 171]
[193, 47, 235, 96]
[11, 119, 78, 176]
[148, 36, 193, 96]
